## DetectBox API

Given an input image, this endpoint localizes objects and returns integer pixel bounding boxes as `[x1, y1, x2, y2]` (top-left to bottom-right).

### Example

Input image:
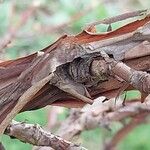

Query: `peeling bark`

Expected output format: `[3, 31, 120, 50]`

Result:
[0, 10, 150, 136]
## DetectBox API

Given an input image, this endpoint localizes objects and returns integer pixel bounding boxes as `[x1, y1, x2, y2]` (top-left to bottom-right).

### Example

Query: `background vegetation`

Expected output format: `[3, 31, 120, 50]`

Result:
[0, 0, 150, 149]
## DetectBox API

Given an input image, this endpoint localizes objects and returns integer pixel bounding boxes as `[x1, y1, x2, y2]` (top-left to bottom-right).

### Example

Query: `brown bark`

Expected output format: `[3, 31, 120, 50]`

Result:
[0, 10, 150, 135]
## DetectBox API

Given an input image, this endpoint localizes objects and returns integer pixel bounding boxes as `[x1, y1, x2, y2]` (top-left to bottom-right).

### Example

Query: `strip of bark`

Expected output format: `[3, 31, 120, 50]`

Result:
[0, 53, 55, 135]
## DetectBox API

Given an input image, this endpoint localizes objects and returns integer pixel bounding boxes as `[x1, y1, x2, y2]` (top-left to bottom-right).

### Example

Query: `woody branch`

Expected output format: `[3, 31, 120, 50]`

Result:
[5, 120, 87, 150]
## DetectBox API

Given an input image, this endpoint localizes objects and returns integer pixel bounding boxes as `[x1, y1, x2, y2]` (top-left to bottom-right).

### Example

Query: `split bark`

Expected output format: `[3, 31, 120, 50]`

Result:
[0, 10, 150, 136]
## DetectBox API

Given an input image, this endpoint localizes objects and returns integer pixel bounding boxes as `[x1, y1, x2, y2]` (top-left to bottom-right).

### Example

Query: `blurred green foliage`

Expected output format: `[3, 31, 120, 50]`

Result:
[0, 0, 149, 150]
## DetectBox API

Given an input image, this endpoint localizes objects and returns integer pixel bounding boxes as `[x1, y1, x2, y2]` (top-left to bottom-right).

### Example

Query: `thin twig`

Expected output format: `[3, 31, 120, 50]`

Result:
[86, 9, 147, 28]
